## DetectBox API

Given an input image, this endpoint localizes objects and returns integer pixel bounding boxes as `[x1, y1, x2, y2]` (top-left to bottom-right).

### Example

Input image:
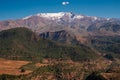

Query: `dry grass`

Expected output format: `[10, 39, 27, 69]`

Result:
[0, 58, 32, 75]
[35, 63, 48, 67]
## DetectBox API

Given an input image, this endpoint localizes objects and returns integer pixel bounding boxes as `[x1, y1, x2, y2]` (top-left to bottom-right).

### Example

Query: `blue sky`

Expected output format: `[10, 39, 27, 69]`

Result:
[0, 0, 120, 20]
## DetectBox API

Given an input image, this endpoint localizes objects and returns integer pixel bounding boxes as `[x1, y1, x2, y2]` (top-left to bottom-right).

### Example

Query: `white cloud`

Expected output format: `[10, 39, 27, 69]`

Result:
[62, 2, 70, 5]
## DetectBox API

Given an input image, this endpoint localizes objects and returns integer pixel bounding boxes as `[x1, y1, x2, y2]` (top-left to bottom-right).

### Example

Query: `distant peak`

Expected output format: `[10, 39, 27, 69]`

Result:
[22, 12, 112, 21]
[34, 12, 75, 20]
[22, 12, 75, 20]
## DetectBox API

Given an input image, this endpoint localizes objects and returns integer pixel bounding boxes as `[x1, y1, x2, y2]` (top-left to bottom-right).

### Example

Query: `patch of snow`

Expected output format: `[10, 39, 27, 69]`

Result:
[107, 18, 110, 20]
[93, 17, 98, 20]
[74, 15, 84, 19]
[36, 12, 66, 20]
[22, 15, 32, 20]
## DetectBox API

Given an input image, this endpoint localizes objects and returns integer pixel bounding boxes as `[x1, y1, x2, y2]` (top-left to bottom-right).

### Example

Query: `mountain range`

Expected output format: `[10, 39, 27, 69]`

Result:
[0, 12, 120, 58]
[1, 12, 120, 36]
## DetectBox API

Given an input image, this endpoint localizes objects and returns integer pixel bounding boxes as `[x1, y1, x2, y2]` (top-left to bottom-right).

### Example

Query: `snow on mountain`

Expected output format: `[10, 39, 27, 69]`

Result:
[22, 12, 112, 21]
[36, 12, 86, 20]
[22, 15, 32, 20]
[107, 18, 110, 20]
[22, 12, 86, 20]
[36, 12, 74, 20]
[74, 15, 84, 19]
[93, 17, 98, 20]
[36, 12, 65, 20]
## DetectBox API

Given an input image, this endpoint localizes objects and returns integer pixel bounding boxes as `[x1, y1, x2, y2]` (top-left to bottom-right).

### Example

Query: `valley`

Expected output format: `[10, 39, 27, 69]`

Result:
[0, 55, 119, 80]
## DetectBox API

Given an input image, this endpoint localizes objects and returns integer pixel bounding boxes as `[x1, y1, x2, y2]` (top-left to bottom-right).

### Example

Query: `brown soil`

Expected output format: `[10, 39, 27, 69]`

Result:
[0, 58, 32, 75]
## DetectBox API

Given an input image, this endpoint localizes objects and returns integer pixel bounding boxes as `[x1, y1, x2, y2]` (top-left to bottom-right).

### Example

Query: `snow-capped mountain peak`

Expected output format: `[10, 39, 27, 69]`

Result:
[22, 12, 77, 21]
[36, 12, 73, 20]
[22, 12, 111, 21]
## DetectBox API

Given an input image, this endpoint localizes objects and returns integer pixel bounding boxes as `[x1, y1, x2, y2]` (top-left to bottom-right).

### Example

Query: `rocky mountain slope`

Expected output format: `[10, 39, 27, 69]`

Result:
[0, 27, 98, 61]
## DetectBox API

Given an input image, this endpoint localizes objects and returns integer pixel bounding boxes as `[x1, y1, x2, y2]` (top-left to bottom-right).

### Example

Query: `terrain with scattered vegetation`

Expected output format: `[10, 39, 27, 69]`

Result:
[0, 27, 120, 80]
